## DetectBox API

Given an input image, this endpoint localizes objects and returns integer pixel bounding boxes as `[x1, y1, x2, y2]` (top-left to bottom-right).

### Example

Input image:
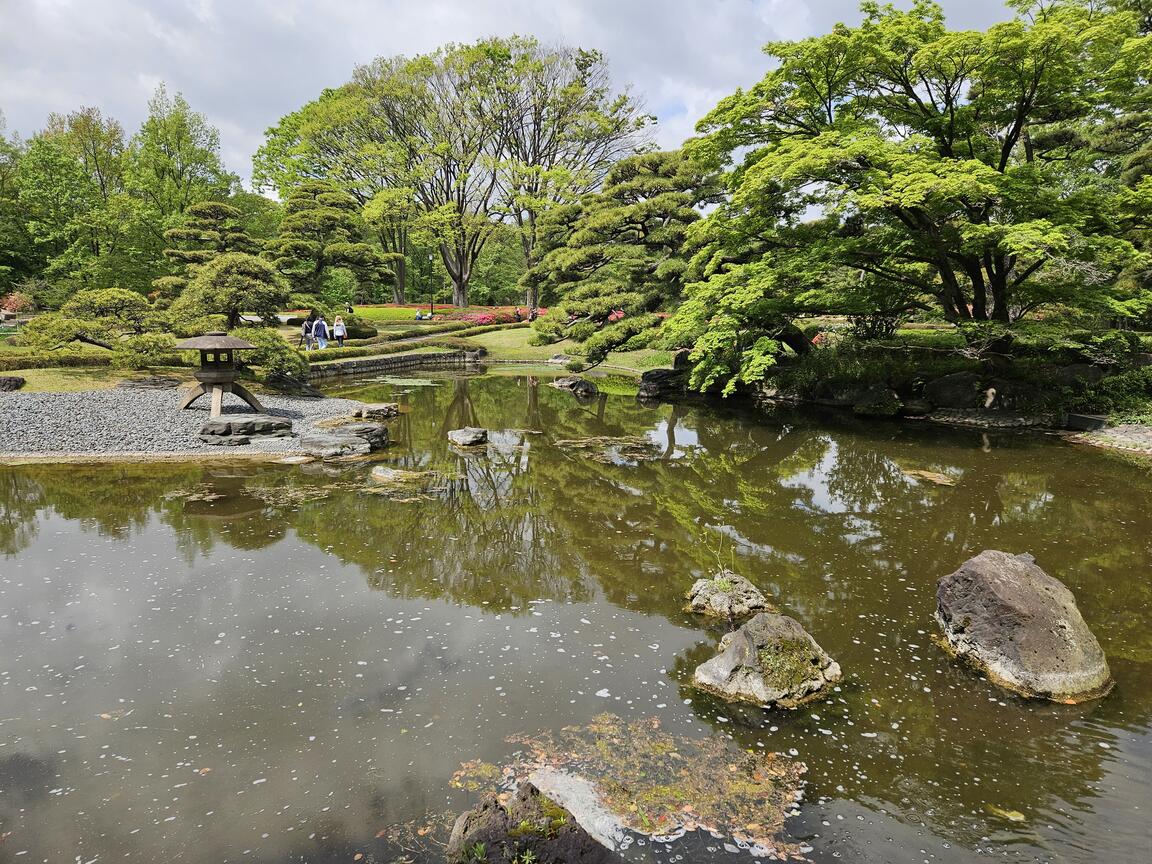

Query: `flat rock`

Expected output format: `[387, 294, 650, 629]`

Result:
[447, 782, 622, 864]
[300, 429, 374, 459]
[687, 571, 772, 618]
[694, 612, 841, 708]
[448, 426, 488, 447]
[370, 465, 430, 485]
[0, 375, 26, 392]
[198, 433, 251, 446]
[552, 376, 599, 398]
[200, 414, 293, 438]
[935, 550, 1113, 702]
[116, 375, 183, 390]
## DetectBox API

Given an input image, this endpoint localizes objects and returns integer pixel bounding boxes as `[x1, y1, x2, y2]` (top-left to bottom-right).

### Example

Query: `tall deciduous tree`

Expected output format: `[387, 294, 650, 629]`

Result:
[254, 36, 649, 307]
[528, 150, 721, 364]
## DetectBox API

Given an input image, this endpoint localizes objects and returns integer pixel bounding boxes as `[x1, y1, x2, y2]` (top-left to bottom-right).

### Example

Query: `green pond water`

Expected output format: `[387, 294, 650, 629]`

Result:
[1, 370, 1150, 864]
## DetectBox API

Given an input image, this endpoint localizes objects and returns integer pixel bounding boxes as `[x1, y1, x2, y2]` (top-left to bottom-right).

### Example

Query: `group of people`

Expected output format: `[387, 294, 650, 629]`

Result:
[300, 314, 347, 351]
[513, 307, 538, 322]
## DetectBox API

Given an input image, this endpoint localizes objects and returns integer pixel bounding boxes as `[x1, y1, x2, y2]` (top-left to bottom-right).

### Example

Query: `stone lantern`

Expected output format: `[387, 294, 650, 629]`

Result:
[175, 332, 265, 417]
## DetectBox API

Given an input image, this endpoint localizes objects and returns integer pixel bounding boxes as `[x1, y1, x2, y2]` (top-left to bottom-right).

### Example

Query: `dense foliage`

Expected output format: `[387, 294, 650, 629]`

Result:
[254, 36, 651, 306]
[528, 150, 721, 364]
[666, 0, 1152, 393]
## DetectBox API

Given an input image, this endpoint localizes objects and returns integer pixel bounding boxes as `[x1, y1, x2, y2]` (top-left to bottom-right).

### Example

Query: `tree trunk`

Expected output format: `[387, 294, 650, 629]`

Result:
[392, 256, 406, 305]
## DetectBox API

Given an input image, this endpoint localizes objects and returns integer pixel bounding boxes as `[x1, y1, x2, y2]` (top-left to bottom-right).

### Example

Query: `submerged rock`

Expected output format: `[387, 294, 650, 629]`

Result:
[448, 427, 488, 447]
[551, 376, 599, 398]
[686, 570, 772, 619]
[447, 782, 622, 864]
[935, 550, 1113, 702]
[370, 465, 431, 485]
[694, 612, 842, 708]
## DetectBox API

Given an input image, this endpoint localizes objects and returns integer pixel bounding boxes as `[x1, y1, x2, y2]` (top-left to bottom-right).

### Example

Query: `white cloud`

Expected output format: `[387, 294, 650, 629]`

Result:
[0, 0, 1014, 185]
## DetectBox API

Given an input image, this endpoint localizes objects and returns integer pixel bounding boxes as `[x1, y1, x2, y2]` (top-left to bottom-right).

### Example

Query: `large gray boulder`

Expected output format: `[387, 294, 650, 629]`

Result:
[447, 782, 623, 864]
[301, 423, 389, 458]
[935, 551, 1113, 702]
[924, 371, 983, 409]
[636, 367, 686, 402]
[0, 375, 26, 392]
[686, 571, 771, 619]
[448, 427, 488, 447]
[693, 612, 841, 708]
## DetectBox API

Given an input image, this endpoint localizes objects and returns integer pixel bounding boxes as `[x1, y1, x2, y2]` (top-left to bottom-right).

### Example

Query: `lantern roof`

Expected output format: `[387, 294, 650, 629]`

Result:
[174, 332, 257, 351]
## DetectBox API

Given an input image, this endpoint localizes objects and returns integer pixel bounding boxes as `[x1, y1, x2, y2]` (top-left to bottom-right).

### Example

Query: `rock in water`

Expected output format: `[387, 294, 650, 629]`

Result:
[693, 612, 841, 708]
[551, 376, 599, 398]
[447, 782, 623, 864]
[300, 423, 388, 458]
[935, 550, 1113, 702]
[687, 570, 772, 618]
[448, 427, 488, 447]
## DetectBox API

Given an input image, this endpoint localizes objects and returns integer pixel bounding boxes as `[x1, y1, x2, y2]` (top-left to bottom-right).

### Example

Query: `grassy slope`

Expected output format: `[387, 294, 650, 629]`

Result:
[464, 327, 671, 372]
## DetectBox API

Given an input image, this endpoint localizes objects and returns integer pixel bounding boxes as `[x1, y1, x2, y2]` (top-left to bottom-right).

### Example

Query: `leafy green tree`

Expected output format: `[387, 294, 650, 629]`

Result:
[22, 287, 156, 351]
[0, 113, 40, 290]
[264, 180, 391, 302]
[528, 150, 721, 364]
[170, 252, 288, 329]
[126, 85, 237, 229]
[153, 201, 258, 301]
[255, 36, 649, 307]
[670, 0, 1152, 393]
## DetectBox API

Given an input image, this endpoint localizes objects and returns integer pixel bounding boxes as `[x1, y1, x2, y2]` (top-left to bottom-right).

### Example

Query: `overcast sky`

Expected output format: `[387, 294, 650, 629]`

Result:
[0, 0, 1014, 187]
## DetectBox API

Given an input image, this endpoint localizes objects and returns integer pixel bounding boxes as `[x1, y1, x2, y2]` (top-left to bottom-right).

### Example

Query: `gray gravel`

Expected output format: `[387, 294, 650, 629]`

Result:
[0, 389, 369, 456]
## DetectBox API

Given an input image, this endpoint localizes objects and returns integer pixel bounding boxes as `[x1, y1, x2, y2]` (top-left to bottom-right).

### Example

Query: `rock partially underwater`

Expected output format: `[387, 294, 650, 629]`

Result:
[451, 714, 807, 859]
[694, 612, 842, 708]
[686, 570, 773, 619]
[935, 550, 1113, 702]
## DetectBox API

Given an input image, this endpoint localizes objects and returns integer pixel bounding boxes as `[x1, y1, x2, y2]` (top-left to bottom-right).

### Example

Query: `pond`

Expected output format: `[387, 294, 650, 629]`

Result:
[1, 370, 1149, 864]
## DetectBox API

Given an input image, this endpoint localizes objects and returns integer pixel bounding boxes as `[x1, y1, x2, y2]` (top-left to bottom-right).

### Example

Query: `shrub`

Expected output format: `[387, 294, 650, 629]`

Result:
[231, 326, 308, 379]
[1, 291, 36, 314]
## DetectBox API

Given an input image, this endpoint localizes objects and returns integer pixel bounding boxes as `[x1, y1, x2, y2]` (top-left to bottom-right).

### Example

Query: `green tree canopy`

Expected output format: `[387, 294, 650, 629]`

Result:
[264, 179, 392, 302]
[171, 252, 288, 329]
[153, 201, 258, 301]
[528, 150, 721, 365]
[254, 36, 650, 307]
[669, 0, 1152, 393]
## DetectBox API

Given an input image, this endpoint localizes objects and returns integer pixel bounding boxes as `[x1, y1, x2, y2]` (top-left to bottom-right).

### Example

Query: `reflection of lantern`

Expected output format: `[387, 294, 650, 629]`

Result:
[174, 332, 265, 418]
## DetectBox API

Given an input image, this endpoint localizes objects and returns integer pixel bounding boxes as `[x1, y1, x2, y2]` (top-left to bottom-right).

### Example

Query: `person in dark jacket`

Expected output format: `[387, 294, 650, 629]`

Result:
[313, 316, 330, 349]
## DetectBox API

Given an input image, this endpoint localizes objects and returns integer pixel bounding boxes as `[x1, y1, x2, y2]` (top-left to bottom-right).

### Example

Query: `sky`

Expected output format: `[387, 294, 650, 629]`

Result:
[0, 0, 1014, 187]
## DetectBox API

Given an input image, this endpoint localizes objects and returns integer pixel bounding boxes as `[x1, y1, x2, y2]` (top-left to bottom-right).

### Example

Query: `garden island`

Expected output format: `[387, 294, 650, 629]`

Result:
[1, 2, 1150, 863]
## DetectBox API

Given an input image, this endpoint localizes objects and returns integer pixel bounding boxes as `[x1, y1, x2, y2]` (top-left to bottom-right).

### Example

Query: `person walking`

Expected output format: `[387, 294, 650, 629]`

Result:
[332, 315, 347, 348]
[313, 315, 330, 350]
[301, 315, 315, 351]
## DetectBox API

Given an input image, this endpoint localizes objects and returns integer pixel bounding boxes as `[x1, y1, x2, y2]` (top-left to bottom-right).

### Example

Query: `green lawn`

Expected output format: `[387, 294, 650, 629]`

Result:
[464, 327, 671, 372]
[5, 366, 194, 393]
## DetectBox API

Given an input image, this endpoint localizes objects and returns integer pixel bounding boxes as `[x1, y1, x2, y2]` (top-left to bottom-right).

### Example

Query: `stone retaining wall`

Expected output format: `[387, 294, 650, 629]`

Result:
[306, 351, 471, 381]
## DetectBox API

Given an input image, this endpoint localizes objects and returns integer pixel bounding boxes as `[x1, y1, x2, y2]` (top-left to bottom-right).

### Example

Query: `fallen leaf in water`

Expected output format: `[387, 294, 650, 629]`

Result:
[416, 827, 431, 836]
[353, 854, 363, 861]
[985, 804, 1026, 822]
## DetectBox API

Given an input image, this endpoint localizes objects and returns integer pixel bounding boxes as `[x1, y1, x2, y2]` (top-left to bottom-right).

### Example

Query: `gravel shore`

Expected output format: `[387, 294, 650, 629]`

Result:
[0, 388, 368, 458]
